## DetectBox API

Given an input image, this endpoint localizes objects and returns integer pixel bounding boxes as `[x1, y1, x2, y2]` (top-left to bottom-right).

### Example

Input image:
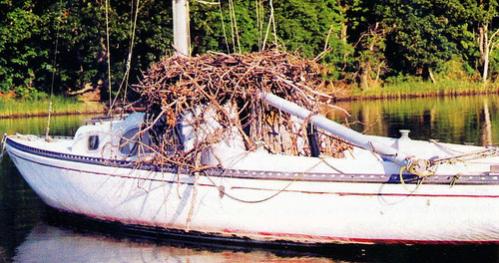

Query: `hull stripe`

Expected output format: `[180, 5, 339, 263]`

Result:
[10, 150, 499, 199]
[6, 137, 499, 185]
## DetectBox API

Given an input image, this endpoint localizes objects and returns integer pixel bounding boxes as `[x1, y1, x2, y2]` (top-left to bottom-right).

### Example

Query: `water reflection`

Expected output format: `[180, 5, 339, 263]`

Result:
[12, 221, 499, 263]
[14, 223, 334, 263]
[0, 148, 44, 262]
[334, 96, 499, 145]
[0, 115, 89, 136]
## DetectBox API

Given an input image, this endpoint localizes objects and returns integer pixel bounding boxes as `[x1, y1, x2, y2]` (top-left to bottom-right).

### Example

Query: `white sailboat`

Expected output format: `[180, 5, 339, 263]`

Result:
[4, 0, 499, 245]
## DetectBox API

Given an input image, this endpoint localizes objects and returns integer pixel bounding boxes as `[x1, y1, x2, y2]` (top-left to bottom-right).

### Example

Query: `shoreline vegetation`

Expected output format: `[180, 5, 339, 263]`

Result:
[338, 80, 499, 101]
[0, 80, 498, 118]
[0, 96, 104, 119]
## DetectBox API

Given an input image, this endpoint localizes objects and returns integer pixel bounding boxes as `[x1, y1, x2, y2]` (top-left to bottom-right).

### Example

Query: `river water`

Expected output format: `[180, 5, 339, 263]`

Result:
[1, 95, 499, 262]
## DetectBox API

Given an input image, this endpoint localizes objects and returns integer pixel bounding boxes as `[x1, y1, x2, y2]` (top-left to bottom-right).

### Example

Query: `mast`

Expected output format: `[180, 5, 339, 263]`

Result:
[173, 0, 191, 56]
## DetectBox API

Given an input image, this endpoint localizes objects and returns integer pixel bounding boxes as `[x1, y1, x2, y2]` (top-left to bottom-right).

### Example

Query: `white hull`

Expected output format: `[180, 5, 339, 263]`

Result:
[6, 136, 499, 245]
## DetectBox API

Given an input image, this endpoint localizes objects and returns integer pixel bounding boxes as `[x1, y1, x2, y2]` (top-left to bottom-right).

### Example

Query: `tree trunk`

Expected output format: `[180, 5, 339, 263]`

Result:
[341, 23, 347, 43]
[428, 67, 436, 84]
[375, 62, 384, 86]
[482, 100, 492, 146]
[483, 47, 489, 83]
[479, 24, 489, 83]
[359, 63, 369, 90]
[97, 36, 108, 101]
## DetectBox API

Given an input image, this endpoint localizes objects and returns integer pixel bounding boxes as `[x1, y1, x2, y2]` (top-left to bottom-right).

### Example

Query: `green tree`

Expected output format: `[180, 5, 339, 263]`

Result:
[0, 0, 50, 93]
[376, 0, 461, 81]
[190, 0, 352, 79]
[273, 0, 352, 79]
[0, 0, 174, 99]
[1, 0, 496, 98]
[50, 0, 173, 99]
[344, 0, 389, 89]
[432, 0, 498, 82]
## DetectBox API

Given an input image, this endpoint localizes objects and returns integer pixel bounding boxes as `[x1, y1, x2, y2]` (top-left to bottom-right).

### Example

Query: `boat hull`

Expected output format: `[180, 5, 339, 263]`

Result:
[6, 137, 499, 245]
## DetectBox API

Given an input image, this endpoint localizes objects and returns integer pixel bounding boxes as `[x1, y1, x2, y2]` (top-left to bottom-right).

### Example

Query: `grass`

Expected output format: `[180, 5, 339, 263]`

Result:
[345, 80, 499, 101]
[0, 80, 496, 117]
[0, 96, 104, 118]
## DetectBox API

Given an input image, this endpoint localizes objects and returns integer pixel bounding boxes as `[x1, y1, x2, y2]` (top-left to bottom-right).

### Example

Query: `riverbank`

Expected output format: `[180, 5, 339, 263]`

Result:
[0, 80, 498, 118]
[338, 80, 499, 101]
[0, 96, 104, 119]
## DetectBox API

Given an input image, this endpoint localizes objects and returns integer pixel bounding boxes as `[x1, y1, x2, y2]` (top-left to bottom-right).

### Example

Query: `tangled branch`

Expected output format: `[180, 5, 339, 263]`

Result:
[133, 50, 351, 169]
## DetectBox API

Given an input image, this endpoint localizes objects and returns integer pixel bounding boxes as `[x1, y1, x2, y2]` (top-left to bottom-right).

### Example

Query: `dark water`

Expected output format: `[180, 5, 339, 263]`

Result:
[1, 96, 499, 262]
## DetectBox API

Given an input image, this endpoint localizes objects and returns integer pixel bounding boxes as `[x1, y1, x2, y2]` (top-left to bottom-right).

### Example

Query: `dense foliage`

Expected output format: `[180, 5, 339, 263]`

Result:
[0, 0, 497, 99]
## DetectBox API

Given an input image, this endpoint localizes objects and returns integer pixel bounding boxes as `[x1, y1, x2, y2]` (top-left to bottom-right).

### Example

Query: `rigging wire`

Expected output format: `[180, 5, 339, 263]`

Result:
[217, 1, 230, 53]
[110, 0, 140, 111]
[226, 0, 236, 51]
[270, 0, 278, 49]
[196, 0, 229, 53]
[227, 0, 241, 53]
[255, 0, 264, 50]
[104, 0, 113, 115]
[45, 0, 64, 141]
[261, 0, 277, 51]
[194, 0, 219, 5]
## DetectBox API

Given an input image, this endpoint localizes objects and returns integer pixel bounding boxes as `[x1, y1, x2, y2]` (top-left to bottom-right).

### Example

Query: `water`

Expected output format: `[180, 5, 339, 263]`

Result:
[1, 96, 499, 262]
[334, 95, 499, 144]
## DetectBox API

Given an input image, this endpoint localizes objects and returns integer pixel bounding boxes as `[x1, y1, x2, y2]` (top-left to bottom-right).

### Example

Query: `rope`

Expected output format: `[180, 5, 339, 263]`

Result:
[203, 172, 295, 203]
[45, 0, 64, 141]
[197, 153, 360, 204]
[429, 139, 465, 155]
[395, 147, 499, 192]
[398, 165, 426, 193]
[199, 156, 325, 204]
[431, 147, 499, 166]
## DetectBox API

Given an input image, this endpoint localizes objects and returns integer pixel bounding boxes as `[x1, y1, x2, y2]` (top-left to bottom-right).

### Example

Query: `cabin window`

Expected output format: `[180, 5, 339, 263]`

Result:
[88, 135, 99, 150]
[119, 128, 153, 156]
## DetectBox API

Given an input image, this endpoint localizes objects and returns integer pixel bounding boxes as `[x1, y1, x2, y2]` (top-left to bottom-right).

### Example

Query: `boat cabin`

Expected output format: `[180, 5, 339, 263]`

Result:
[70, 113, 153, 160]
[63, 113, 498, 177]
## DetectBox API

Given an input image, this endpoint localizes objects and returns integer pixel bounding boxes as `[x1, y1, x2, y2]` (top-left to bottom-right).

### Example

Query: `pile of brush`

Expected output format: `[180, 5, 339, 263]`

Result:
[133, 50, 351, 169]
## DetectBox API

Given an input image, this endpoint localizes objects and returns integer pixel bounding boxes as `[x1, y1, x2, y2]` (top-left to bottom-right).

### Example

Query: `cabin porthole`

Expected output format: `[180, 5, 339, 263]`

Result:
[88, 135, 100, 150]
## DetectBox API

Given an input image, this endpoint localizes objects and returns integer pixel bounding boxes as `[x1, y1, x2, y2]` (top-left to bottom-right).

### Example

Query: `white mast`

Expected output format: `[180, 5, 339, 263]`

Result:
[173, 0, 191, 56]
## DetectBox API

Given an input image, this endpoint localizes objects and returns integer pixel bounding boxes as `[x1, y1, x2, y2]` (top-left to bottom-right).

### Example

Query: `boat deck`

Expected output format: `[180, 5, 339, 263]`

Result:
[6, 135, 499, 185]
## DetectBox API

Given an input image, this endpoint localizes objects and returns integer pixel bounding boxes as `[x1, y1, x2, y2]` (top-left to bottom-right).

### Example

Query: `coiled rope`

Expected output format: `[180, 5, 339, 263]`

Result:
[399, 147, 499, 191]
